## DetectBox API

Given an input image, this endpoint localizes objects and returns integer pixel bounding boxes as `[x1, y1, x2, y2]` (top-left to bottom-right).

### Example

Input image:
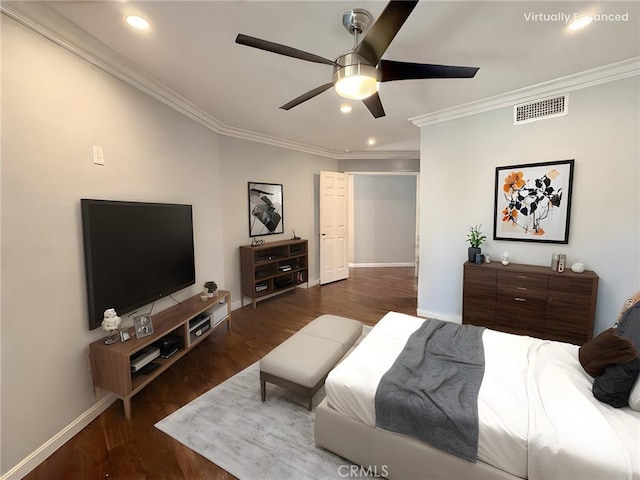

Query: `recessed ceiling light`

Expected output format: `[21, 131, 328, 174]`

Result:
[125, 15, 150, 30]
[367, 137, 377, 146]
[568, 14, 593, 30]
[340, 105, 353, 114]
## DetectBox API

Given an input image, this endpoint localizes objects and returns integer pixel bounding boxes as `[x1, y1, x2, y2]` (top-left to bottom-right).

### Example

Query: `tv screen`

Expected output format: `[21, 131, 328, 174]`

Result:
[81, 199, 196, 330]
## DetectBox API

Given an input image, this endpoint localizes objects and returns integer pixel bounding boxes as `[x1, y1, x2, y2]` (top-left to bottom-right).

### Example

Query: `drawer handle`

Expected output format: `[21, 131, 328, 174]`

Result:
[517, 287, 528, 291]
[517, 275, 528, 279]
[514, 297, 527, 302]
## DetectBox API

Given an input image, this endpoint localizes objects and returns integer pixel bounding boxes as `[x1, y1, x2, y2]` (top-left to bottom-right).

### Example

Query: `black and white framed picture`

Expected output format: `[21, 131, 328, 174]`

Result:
[248, 182, 284, 237]
[493, 159, 574, 244]
[134, 314, 154, 339]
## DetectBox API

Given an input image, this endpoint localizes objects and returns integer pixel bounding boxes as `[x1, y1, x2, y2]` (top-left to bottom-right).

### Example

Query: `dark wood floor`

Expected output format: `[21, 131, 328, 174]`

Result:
[24, 267, 417, 480]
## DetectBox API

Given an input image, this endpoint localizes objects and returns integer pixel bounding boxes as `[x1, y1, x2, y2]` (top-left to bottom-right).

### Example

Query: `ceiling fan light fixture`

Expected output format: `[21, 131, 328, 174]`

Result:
[335, 75, 378, 100]
[333, 55, 379, 100]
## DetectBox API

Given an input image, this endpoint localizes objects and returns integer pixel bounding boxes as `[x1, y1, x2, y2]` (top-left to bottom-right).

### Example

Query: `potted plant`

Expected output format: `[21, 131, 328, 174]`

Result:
[204, 281, 218, 297]
[466, 225, 487, 263]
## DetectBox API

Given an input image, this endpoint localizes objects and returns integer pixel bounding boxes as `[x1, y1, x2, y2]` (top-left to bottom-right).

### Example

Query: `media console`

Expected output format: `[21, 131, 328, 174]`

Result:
[240, 239, 308, 308]
[89, 290, 231, 419]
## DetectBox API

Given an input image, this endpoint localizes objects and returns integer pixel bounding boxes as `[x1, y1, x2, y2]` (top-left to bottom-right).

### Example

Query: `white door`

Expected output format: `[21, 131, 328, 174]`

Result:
[320, 170, 349, 285]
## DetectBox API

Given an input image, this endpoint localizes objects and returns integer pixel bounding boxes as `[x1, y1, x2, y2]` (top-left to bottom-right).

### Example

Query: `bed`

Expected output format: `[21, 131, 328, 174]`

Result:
[314, 311, 640, 480]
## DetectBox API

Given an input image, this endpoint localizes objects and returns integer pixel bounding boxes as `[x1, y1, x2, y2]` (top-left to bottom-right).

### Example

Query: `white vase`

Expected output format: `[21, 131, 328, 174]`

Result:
[571, 262, 585, 273]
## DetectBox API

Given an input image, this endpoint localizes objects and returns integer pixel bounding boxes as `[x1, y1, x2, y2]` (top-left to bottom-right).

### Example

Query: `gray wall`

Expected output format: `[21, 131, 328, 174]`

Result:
[0, 16, 337, 475]
[417, 76, 640, 335]
[218, 136, 338, 304]
[1, 15, 223, 473]
[339, 157, 419, 172]
[352, 175, 417, 265]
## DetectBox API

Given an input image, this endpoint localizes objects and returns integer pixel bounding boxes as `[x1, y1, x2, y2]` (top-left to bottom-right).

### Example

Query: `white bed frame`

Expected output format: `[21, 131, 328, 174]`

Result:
[314, 397, 524, 480]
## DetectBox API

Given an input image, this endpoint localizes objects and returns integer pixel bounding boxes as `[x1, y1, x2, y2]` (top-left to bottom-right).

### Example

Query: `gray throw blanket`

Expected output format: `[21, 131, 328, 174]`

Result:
[374, 318, 485, 463]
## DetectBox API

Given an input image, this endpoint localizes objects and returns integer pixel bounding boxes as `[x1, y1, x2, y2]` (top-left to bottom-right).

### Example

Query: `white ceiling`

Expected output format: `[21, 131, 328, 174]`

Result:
[6, 1, 640, 159]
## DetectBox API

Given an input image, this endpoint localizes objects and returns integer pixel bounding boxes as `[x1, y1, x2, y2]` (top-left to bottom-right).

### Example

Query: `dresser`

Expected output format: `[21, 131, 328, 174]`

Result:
[462, 261, 599, 345]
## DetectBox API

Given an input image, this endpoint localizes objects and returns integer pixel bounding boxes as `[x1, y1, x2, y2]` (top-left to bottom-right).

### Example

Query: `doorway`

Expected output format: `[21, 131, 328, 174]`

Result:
[348, 172, 419, 269]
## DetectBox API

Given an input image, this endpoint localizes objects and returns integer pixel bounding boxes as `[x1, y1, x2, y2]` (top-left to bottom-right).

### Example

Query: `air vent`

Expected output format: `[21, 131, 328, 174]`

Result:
[514, 95, 568, 124]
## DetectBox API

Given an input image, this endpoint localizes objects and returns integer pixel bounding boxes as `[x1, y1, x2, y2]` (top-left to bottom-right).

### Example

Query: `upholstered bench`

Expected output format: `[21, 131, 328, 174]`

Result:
[260, 314, 363, 410]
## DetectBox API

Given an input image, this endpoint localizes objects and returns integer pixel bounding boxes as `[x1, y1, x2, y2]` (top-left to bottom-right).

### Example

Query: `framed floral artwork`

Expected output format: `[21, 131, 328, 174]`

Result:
[493, 159, 574, 244]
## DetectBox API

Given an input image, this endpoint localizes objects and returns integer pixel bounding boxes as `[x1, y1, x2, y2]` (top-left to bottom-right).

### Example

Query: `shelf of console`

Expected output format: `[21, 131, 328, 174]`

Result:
[89, 290, 231, 419]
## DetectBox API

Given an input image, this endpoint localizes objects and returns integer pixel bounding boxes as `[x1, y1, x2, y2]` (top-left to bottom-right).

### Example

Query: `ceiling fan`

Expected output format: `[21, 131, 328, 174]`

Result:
[235, 0, 479, 119]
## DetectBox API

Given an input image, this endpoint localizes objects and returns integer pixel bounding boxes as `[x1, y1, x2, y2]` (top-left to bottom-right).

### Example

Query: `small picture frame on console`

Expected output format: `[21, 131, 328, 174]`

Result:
[120, 330, 131, 342]
[134, 314, 154, 339]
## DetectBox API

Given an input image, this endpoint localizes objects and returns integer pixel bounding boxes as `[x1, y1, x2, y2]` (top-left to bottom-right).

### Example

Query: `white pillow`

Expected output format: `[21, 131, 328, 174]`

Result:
[629, 375, 640, 411]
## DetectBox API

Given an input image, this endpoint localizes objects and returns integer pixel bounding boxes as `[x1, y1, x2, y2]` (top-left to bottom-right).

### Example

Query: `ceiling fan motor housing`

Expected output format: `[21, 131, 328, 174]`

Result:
[333, 52, 379, 100]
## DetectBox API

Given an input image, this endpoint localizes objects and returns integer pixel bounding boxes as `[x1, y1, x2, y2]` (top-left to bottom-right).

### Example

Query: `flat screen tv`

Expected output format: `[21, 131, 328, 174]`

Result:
[81, 199, 196, 330]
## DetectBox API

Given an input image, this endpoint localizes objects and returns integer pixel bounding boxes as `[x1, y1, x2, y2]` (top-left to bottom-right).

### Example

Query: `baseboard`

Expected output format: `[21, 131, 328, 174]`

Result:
[1, 394, 116, 480]
[416, 308, 461, 324]
[349, 262, 415, 268]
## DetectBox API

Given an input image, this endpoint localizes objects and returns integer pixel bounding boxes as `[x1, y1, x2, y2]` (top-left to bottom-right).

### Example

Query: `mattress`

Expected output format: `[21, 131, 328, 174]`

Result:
[325, 312, 640, 480]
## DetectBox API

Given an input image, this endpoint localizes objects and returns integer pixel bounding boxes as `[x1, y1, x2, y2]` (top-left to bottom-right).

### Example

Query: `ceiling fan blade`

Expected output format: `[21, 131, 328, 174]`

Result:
[354, 0, 419, 65]
[379, 60, 479, 81]
[236, 34, 335, 66]
[280, 83, 334, 110]
[362, 92, 386, 119]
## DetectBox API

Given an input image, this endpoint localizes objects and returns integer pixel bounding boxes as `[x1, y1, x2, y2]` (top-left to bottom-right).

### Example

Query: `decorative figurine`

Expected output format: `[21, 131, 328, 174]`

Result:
[101, 308, 122, 345]
[501, 252, 510, 266]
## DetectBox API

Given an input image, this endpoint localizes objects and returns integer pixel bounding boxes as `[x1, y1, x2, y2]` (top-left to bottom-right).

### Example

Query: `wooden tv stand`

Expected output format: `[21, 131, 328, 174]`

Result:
[89, 290, 231, 419]
[240, 239, 308, 308]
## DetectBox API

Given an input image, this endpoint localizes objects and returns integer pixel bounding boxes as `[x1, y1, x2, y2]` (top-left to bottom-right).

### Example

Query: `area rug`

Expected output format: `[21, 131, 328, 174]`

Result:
[155, 328, 372, 480]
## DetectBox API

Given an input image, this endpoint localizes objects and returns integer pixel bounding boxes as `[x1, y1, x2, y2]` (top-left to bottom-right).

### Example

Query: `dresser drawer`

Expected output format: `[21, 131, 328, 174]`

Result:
[498, 270, 548, 288]
[496, 273, 547, 337]
[496, 299, 546, 337]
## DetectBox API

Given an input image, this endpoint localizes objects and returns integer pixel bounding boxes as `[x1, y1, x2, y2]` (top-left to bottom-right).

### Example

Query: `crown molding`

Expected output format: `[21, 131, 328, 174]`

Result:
[1, 2, 419, 161]
[410, 57, 640, 127]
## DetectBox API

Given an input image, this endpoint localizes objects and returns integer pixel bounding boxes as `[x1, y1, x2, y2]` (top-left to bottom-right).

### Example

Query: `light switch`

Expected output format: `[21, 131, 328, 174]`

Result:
[92, 145, 105, 166]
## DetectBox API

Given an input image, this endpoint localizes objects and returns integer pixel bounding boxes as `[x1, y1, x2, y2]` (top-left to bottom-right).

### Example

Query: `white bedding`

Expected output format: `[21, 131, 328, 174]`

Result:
[325, 312, 640, 480]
